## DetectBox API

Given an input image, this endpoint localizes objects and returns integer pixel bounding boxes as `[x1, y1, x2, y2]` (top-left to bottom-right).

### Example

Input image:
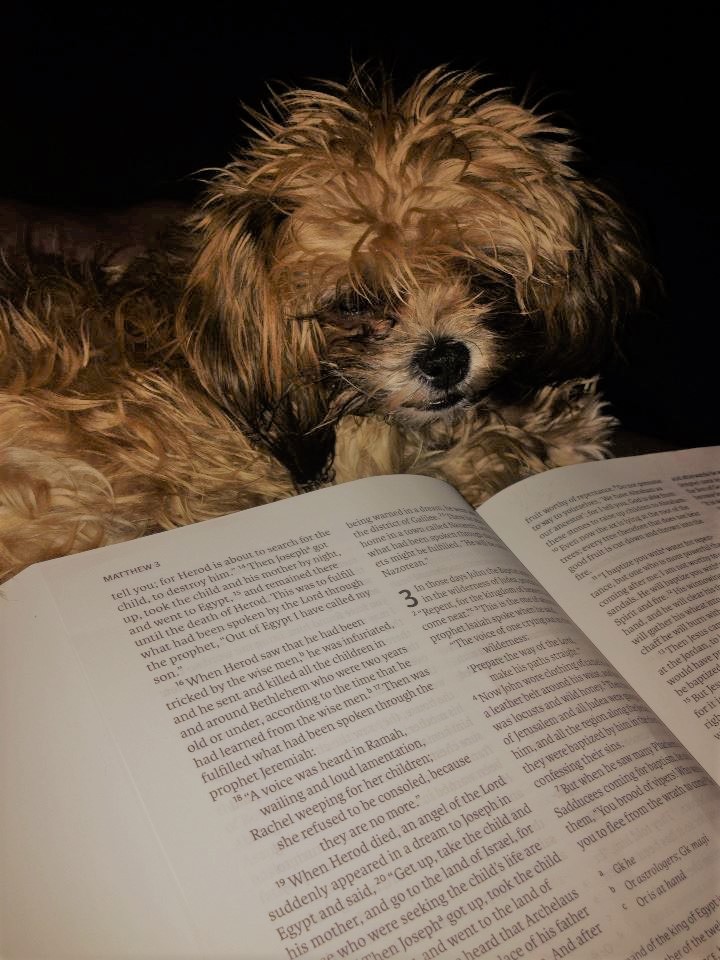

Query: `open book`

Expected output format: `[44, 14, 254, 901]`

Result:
[2, 447, 719, 960]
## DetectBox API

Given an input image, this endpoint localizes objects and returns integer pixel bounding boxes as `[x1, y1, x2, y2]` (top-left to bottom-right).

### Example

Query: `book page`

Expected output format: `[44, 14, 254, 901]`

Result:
[480, 447, 720, 784]
[5, 472, 719, 959]
[0, 569, 201, 959]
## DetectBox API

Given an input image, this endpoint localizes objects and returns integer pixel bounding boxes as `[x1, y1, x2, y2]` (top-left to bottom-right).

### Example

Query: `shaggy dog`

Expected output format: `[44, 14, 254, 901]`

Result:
[0, 69, 645, 582]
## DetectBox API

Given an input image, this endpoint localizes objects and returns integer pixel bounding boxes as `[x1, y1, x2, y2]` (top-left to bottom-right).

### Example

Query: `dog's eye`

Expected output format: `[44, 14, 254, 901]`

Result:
[322, 292, 396, 339]
[335, 292, 375, 317]
[469, 278, 511, 305]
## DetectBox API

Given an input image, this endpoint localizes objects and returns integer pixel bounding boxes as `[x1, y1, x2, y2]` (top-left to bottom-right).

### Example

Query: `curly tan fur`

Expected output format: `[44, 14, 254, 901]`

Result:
[0, 68, 645, 582]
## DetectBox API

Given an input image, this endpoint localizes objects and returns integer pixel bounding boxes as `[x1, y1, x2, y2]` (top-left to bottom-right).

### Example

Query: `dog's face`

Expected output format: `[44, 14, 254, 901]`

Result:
[311, 277, 503, 424]
[179, 69, 644, 479]
[276, 204, 511, 425]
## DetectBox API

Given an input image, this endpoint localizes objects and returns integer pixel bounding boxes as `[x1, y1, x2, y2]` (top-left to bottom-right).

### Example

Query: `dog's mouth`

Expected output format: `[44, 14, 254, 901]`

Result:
[402, 390, 467, 416]
[423, 391, 465, 411]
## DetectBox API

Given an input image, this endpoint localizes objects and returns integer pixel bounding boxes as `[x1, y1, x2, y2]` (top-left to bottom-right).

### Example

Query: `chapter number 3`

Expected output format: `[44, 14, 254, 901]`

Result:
[399, 589, 418, 608]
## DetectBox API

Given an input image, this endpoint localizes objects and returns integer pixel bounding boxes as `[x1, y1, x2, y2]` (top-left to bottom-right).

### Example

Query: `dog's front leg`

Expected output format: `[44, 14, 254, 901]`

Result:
[422, 380, 616, 508]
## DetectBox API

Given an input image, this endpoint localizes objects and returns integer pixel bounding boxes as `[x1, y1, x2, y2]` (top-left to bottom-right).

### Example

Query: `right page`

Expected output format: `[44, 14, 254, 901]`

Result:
[479, 446, 720, 783]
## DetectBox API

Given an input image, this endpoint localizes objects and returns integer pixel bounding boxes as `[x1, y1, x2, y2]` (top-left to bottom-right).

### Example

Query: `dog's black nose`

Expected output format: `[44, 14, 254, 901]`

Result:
[413, 339, 470, 389]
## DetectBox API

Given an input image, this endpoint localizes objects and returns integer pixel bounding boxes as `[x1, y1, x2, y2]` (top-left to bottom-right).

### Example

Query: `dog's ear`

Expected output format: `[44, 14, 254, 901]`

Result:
[521, 178, 647, 379]
[448, 81, 648, 382]
[177, 193, 334, 486]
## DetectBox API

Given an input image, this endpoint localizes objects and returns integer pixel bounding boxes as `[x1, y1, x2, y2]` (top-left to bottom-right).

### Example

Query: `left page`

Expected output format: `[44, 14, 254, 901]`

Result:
[0, 568, 202, 958]
[3, 473, 719, 960]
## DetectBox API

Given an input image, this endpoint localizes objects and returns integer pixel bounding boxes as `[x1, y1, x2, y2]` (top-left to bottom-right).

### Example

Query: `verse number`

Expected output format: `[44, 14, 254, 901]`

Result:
[399, 589, 418, 608]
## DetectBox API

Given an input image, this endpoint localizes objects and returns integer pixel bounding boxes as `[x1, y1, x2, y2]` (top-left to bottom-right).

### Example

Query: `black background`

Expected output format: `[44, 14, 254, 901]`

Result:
[4, 4, 716, 446]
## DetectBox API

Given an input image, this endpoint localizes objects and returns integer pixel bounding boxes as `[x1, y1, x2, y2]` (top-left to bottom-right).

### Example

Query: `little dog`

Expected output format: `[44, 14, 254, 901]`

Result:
[0, 68, 645, 581]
